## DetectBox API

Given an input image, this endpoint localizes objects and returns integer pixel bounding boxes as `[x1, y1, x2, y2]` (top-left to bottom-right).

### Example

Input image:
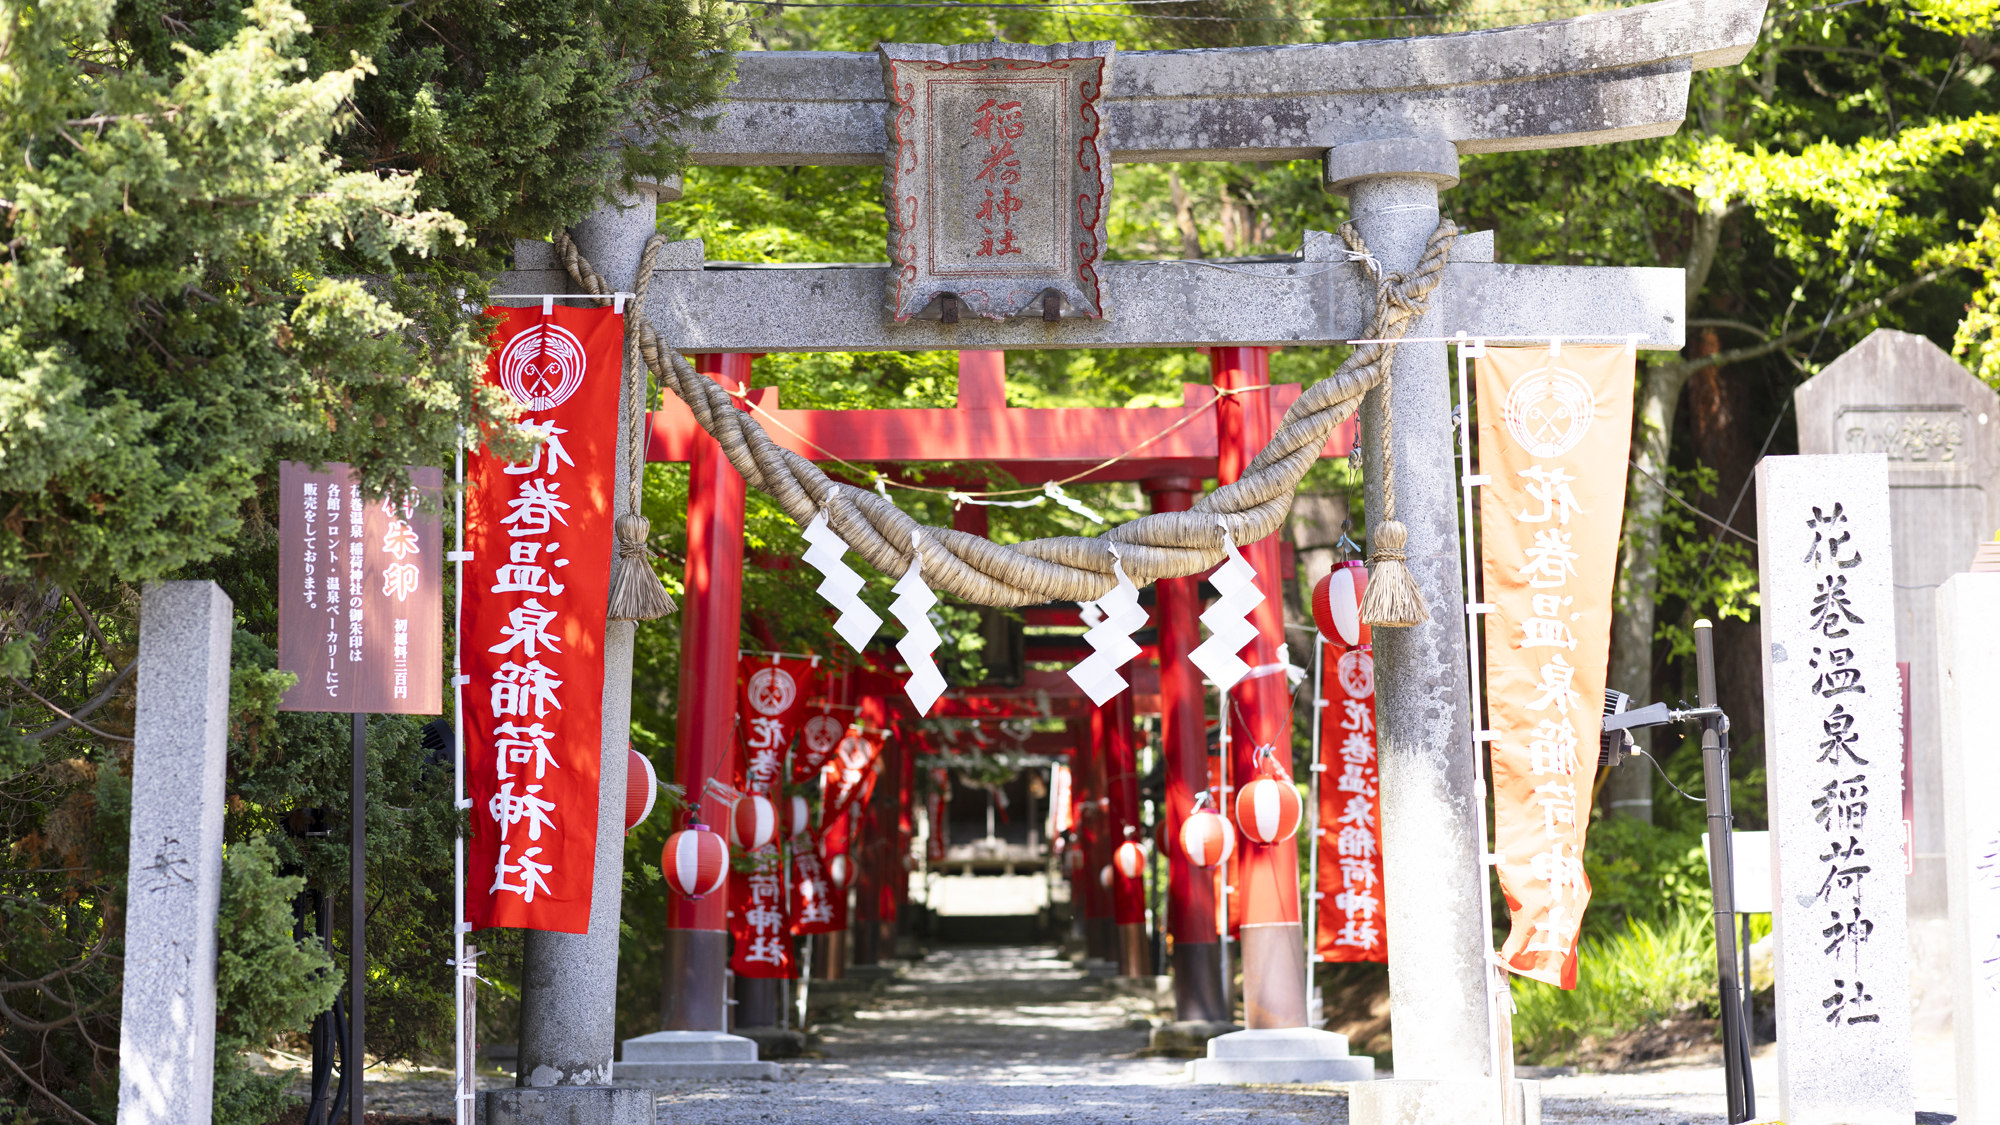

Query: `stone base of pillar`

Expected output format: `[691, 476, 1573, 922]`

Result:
[1172, 942, 1229, 1023]
[1239, 922, 1308, 1028]
[610, 1031, 780, 1081]
[1186, 1027, 1375, 1085]
[482, 1084, 655, 1125]
[1349, 1078, 1542, 1125]
[731, 1026, 807, 1059]
[1145, 1019, 1240, 1058]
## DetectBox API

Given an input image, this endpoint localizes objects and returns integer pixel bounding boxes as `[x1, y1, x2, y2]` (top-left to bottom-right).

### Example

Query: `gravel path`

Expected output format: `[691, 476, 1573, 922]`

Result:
[334, 943, 1958, 1123]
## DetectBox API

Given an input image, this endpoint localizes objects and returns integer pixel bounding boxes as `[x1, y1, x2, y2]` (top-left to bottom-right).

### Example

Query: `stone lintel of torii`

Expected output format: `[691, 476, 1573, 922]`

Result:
[494, 1, 1768, 1121]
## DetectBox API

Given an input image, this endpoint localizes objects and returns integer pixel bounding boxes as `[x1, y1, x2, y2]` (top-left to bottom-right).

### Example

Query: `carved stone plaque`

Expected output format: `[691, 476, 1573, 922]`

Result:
[879, 40, 1114, 323]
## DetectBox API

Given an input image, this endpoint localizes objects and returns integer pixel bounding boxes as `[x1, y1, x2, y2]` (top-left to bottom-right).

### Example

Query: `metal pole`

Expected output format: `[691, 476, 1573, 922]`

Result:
[1305, 639, 1324, 1008]
[451, 427, 471, 1125]
[1694, 619, 1753, 1123]
[1454, 335, 1514, 1125]
[350, 712, 366, 1125]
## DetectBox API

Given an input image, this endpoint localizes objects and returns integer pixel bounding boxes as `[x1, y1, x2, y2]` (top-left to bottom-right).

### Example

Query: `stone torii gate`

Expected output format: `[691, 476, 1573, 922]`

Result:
[497, 0, 1764, 1119]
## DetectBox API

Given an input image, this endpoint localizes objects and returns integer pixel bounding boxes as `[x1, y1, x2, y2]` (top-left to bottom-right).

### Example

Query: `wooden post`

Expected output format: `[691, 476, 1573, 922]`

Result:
[1145, 476, 1227, 1021]
[1211, 346, 1306, 1029]
[664, 353, 753, 1030]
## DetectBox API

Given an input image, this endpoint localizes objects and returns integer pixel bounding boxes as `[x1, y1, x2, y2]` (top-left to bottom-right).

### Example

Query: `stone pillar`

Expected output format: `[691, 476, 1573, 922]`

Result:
[500, 183, 661, 1125]
[1143, 476, 1228, 1022]
[1211, 345, 1306, 1029]
[119, 581, 234, 1125]
[662, 349, 752, 1029]
[1756, 454, 1913, 1125]
[1937, 572, 2000, 1124]
[1332, 139, 1499, 1116]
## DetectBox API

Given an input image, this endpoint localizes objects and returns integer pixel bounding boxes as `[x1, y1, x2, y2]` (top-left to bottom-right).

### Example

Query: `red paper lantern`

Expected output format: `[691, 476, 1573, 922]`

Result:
[1098, 863, 1114, 889]
[662, 824, 728, 898]
[1235, 775, 1304, 845]
[626, 748, 658, 833]
[1312, 560, 1369, 648]
[785, 794, 812, 839]
[728, 794, 778, 849]
[1114, 840, 1146, 880]
[1180, 809, 1234, 867]
[826, 853, 854, 890]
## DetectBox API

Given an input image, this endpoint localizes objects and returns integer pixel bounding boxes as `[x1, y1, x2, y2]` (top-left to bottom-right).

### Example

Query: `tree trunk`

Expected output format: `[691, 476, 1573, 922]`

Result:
[1170, 169, 1202, 260]
[1602, 198, 1729, 821]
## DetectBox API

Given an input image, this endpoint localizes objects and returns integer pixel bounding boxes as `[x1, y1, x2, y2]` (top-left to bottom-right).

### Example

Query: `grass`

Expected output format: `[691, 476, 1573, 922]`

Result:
[1509, 909, 1719, 1064]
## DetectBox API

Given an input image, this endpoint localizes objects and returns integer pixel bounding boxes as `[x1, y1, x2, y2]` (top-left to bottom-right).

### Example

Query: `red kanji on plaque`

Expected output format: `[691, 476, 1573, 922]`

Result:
[1316, 638, 1387, 963]
[465, 305, 622, 934]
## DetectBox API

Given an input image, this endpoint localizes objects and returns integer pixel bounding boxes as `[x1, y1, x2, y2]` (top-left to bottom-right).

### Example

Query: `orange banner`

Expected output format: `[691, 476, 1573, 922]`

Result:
[1477, 344, 1633, 987]
[1315, 637, 1386, 963]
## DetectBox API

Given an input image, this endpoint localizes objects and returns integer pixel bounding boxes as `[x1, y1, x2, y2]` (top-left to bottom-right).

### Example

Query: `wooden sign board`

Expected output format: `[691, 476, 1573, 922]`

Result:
[880, 40, 1114, 324]
[277, 461, 444, 714]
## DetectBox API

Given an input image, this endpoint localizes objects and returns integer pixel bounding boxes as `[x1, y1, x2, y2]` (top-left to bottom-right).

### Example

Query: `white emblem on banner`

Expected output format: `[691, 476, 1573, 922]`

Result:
[746, 667, 798, 716]
[1504, 363, 1597, 457]
[497, 323, 589, 410]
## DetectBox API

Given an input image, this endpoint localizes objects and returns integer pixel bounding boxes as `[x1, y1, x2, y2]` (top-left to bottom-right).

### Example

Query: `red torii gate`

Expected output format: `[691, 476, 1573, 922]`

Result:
[649, 347, 1351, 1029]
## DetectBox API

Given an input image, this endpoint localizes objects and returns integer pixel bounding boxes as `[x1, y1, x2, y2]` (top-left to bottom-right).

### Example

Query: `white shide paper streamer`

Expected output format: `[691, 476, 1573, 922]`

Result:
[890, 533, 948, 716]
[801, 511, 883, 653]
[1067, 545, 1148, 706]
[1188, 522, 1265, 691]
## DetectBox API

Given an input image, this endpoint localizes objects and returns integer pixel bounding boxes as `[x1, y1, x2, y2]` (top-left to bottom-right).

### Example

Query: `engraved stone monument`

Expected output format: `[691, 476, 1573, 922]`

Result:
[879, 40, 1113, 323]
[119, 582, 235, 1125]
[1794, 327, 2000, 921]
[1755, 454, 1915, 1125]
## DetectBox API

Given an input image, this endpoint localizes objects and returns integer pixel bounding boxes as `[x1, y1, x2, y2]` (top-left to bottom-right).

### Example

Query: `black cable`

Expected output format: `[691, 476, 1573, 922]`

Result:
[1631, 748, 1706, 803]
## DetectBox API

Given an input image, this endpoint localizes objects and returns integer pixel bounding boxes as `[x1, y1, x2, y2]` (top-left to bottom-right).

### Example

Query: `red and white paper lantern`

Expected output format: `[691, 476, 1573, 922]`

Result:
[826, 852, 855, 890]
[1312, 560, 1369, 648]
[1098, 864, 1114, 889]
[1235, 775, 1304, 845]
[728, 794, 778, 849]
[662, 824, 728, 898]
[1113, 839, 1146, 880]
[626, 748, 659, 832]
[786, 794, 812, 839]
[1180, 808, 1235, 867]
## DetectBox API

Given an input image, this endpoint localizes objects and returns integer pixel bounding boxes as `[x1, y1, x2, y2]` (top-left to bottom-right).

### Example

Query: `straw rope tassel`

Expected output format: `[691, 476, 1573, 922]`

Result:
[1343, 223, 1430, 630]
[555, 220, 1455, 615]
[607, 236, 677, 621]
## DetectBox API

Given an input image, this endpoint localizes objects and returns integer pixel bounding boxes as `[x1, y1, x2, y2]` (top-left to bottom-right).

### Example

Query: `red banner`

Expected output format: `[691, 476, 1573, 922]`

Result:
[737, 654, 820, 795]
[1477, 344, 1633, 987]
[727, 849, 793, 978]
[822, 727, 882, 820]
[794, 707, 846, 783]
[791, 834, 840, 935]
[464, 305, 622, 933]
[1315, 639, 1386, 962]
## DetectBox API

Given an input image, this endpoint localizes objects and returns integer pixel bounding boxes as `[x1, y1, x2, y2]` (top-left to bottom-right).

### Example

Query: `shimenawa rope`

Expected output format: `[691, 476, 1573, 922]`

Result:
[553, 219, 1455, 618]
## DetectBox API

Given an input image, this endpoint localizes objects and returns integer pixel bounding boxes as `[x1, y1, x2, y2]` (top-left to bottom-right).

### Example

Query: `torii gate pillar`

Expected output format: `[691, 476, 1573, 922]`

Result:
[1337, 141, 1511, 1122]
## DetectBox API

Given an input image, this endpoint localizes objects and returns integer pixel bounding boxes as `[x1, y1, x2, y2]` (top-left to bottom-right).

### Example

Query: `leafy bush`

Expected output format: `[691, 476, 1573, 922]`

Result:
[1581, 817, 1713, 930]
[1511, 909, 1717, 1064]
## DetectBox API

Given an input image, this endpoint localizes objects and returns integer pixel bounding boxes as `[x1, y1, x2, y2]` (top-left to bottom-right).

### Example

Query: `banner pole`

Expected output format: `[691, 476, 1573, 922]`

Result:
[452, 430, 471, 1125]
[1305, 640, 1324, 1010]
[1216, 688, 1232, 1018]
[1453, 335, 1513, 1125]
